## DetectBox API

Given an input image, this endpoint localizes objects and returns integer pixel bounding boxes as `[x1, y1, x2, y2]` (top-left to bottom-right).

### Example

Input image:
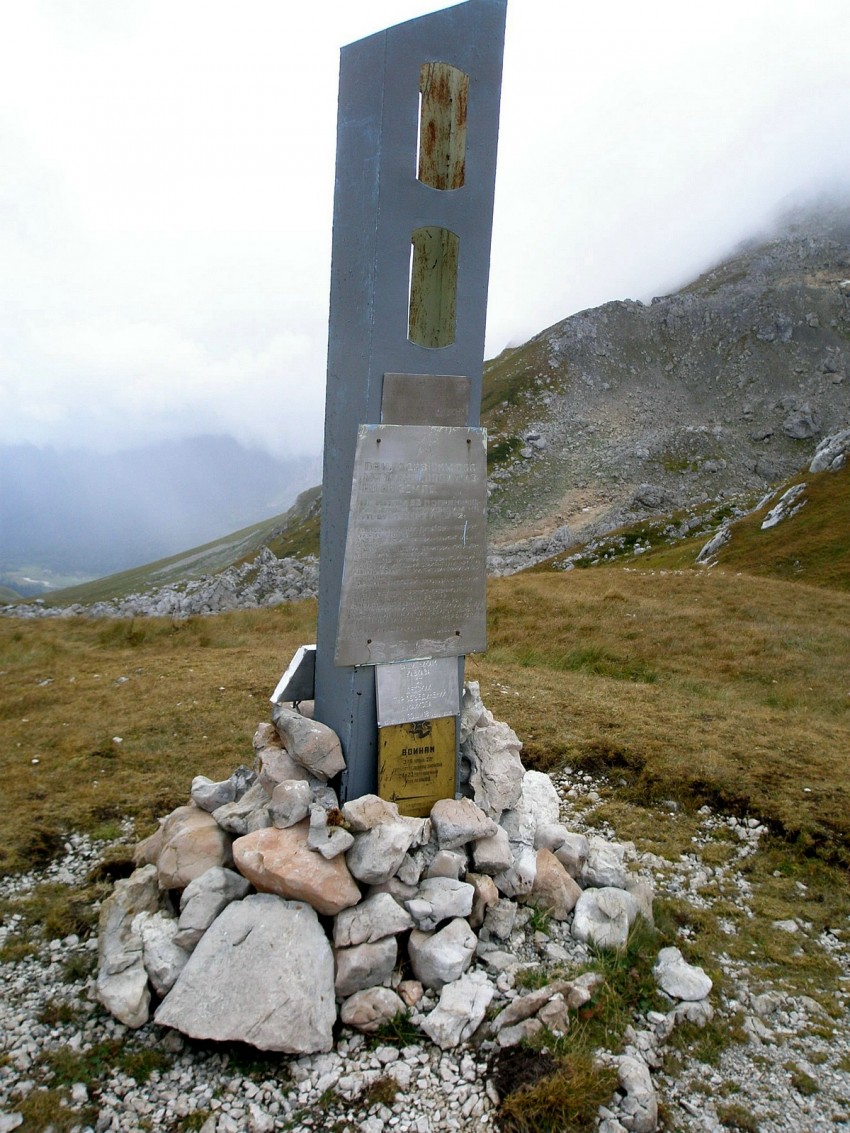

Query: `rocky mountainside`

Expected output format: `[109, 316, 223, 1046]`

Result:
[484, 204, 850, 559]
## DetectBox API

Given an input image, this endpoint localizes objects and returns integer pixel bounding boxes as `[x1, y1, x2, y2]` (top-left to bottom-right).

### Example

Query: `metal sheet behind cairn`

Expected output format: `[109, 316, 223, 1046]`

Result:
[335, 424, 487, 666]
[375, 657, 460, 727]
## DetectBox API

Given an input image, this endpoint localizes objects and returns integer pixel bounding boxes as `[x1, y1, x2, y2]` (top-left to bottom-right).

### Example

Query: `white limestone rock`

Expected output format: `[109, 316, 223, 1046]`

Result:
[271, 704, 346, 781]
[462, 718, 524, 821]
[581, 837, 630, 889]
[459, 680, 490, 742]
[96, 865, 160, 1028]
[430, 798, 498, 850]
[482, 897, 517, 942]
[343, 794, 401, 832]
[334, 936, 397, 997]
[346, 822, 415, 885]
[615, 1055, 658, 1133]
[471, 825, 513, 875]
[333, 892, 414, 947]
[191, 775, 236, 813]
[421, 971, 495, 1050]
[521, 770, 561, 828]
[135, 910, 190, 996]
[653, 946, 712, 1002]
[155, 894, 336, 1053]
[174, 866, 251, 950]
[493, 845, 537, 899]
[268, 780, 312, 829]
[212, 781, 271, 835]
[405, 877, 474, 931]
[554, 832, 589, 878]
[572, 887, 636, 950]
[408, 918, 477, 989]
[306, 805, 355, 859]
[340, 987, 407, 1034]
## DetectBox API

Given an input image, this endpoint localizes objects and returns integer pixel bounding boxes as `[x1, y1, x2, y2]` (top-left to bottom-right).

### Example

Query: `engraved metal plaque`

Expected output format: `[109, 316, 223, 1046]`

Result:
[379, 717, 456, 817]
[375, 657, 460, 728]
[381, 374, 470, 426]
[335, 424, 487, 667]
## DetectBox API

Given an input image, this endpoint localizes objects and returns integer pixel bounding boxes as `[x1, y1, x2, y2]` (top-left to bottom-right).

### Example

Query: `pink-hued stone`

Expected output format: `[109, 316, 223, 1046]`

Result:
[233, 822, 361, 917]
[153, 805, 234, 890]
[528, 848, 582, 920]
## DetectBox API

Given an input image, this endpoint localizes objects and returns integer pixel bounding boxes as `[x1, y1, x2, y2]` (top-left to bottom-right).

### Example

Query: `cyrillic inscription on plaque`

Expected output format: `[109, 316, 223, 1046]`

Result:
[379, 717, 456, 817]
[335, 424, 487, 666]
[375, 657, 460, 727]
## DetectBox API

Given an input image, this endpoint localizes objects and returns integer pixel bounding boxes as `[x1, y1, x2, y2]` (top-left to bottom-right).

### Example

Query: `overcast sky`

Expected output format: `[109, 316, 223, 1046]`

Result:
[2, 0, 850, 459]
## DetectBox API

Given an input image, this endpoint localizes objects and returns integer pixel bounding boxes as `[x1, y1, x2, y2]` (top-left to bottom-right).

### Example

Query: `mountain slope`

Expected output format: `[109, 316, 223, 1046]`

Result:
[0, 436, 320, 588]
[483, 204, 850, 550]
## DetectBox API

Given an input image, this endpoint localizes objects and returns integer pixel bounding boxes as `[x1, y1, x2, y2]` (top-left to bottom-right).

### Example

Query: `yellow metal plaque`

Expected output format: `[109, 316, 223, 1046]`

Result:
[378, 717, 456, 817]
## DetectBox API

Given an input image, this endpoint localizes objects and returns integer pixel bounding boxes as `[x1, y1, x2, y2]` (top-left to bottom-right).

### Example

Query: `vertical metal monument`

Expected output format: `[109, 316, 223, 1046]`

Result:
[314, 0, 507, 812]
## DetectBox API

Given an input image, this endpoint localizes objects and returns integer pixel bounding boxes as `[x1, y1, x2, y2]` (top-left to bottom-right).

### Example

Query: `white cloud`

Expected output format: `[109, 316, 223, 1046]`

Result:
[1, 0, 850, 454]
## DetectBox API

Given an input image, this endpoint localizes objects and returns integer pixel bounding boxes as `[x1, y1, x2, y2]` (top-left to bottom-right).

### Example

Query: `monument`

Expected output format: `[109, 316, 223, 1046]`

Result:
[310, 0, 507, 813]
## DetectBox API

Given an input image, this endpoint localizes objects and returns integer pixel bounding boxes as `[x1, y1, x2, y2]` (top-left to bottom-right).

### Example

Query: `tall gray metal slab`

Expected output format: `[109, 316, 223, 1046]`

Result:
[315, 0, 506, 802]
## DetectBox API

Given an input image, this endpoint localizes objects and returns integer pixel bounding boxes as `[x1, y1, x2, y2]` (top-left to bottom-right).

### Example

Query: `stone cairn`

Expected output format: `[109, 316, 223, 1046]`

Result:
[96, 683, 710, 1071]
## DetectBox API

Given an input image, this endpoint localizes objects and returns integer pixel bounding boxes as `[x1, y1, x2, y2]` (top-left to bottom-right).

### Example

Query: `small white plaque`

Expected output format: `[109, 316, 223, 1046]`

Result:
[270, 644, 316, 704]
[375, 657, 460, 727]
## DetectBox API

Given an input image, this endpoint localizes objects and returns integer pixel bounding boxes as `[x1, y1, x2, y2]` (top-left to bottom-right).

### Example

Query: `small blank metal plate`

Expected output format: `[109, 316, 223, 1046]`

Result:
[335, 424, 487, 667]
[375, 657, 460, 727]
[381, 373, 470, 426]
[270, 644, 316, 704]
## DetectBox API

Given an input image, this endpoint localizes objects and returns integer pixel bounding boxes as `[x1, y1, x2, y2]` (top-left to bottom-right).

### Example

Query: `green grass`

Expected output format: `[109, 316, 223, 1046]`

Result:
[707, 462, 850, 590]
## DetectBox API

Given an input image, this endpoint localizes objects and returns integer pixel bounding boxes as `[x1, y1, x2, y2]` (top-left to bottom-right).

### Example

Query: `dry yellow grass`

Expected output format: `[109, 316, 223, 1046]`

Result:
[473, 568, 850, 860]
[1, 564, 849, 874]
[0, 603, 316, 874]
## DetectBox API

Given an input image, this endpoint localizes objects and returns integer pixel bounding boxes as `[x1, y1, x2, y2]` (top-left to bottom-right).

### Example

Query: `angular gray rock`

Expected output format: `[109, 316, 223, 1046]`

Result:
[430, 798, 498, 849]
[404, 877, 474, 931]
[257, 747, 310, 793]
[96, 865, 160, 1028]
[342, 794, 401, 832]
[340, 987, 407, 1033]
[471, 825, 513, 875]
[653, 946, 712, 1001]
[333, 892, 414, 948]
[212, 781, 271, 835]
[135, 910, 190, 996]
[420, 971, 495, 1050]
[271, 704, 346, 781]
[521, 771, 561, 827]
[155, 894, 336, 1053]
[174, 866, 251, 950]
[493, 845, 537, 899]
[572, 887, 636, 950]
[482, 897, 517, 942]
[334, 937, 397, 997]
[615, 1055, 658, 1133]
[461, 717, 524, 821]
[346, 822, 415, 885]
[191, 775, 236, 813]
[554, 831, 589, 878]
[581, 837, 630, 889]
[268, 779, 312, 829]
[408, 918, 477, 989]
